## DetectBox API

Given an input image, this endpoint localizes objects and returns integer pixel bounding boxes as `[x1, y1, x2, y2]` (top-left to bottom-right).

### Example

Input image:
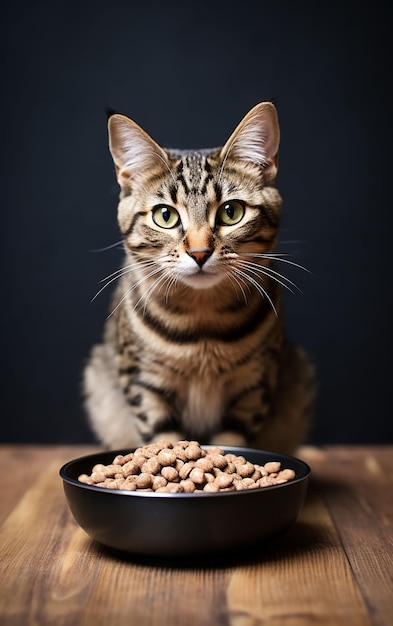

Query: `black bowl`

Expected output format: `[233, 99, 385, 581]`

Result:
[60, 446, 310, 559]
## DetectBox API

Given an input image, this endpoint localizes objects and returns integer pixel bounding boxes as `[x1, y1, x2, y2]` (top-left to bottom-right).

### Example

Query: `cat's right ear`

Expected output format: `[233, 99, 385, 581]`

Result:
[108, 115, 167, 188]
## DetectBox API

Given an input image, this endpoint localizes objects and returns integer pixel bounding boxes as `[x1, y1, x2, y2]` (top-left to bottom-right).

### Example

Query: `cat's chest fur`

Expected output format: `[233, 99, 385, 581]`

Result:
[83, 102, 315, 453]
[110, 276, 284, 442]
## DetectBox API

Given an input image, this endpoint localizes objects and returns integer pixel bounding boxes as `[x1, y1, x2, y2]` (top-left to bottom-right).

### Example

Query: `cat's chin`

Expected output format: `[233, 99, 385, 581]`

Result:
[180, 271, 223, 290]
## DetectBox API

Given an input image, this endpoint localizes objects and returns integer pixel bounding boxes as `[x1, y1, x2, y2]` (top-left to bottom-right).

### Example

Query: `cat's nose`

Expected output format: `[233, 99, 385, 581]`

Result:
[187, 248, 212, 268]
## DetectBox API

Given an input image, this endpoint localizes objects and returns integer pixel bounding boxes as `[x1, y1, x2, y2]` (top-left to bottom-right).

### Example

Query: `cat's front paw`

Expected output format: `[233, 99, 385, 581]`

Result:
[209, 432, 247, 448]
[150, 430, 183, 446]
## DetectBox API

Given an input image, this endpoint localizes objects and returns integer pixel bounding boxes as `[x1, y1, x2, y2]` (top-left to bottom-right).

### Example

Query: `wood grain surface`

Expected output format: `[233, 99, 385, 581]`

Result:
[0, 445, 392, 626]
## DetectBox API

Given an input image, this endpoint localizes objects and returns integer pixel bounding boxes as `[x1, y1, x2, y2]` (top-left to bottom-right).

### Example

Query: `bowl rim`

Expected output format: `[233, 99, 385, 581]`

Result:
[59, 445, 311, 499]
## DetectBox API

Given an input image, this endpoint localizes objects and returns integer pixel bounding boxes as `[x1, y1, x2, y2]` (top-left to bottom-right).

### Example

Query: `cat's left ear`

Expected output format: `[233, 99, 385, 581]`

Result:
[220, 102, 280, 181]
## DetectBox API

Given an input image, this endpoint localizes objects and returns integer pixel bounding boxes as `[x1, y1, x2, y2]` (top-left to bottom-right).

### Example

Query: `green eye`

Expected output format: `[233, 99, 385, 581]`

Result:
[216, 200, 245, 226]
[152, 205, 180, 229]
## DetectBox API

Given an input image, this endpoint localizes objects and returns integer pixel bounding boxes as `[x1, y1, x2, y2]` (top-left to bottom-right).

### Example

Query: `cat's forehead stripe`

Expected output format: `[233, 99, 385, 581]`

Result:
[157, 154, 222, 205]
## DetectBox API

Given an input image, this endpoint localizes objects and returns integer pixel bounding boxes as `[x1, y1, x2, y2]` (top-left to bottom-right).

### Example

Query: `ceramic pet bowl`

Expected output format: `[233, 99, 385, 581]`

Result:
[60, 446, 310, 560]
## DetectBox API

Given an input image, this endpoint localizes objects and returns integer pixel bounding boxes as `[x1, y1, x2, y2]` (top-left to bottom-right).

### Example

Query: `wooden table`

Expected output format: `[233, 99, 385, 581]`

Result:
[0, 445, 392, 626]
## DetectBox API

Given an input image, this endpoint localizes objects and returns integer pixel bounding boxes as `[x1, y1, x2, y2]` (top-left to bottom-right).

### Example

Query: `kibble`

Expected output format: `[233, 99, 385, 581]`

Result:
[189, 467, 206, 486]
[141, 457, 161, 475]
[157, 448, 177, 466]
[152, 475, 167, 491]
[161, 466, 179, 482]
[185, 443, 204, 460]
[78, 440, 296, 493]
[135, 472, 153, 489]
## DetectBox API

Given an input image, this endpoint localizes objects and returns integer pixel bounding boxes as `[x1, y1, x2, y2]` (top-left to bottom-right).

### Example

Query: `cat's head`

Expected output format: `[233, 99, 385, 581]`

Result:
[108, 102, 282, 291]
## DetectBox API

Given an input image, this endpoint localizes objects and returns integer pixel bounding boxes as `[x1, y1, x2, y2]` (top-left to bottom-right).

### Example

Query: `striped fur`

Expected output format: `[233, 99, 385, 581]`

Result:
[84, 103, 315, 453]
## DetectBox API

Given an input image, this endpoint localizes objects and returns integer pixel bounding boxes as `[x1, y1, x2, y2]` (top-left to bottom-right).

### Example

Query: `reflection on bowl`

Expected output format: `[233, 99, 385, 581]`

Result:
[60, 446, 310, 560]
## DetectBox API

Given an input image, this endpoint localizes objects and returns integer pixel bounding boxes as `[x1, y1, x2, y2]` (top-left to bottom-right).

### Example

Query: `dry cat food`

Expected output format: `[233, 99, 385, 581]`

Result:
[78, 440, 296, 493]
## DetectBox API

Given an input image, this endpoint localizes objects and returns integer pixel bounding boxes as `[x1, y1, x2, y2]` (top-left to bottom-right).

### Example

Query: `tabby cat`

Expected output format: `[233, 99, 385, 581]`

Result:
[84, 102, 315, 454]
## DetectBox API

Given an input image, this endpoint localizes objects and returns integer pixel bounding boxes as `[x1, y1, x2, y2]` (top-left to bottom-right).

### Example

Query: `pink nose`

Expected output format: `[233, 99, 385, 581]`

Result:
[187, 249, 212, 268]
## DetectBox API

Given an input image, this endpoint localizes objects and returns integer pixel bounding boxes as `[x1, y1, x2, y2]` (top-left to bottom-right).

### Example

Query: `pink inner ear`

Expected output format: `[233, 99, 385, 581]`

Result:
[108, 115, 167, 184]
[220, 103, 280, 174]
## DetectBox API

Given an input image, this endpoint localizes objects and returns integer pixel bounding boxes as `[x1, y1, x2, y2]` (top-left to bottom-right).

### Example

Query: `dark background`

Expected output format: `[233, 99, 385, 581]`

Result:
[1, 1, 391, 444]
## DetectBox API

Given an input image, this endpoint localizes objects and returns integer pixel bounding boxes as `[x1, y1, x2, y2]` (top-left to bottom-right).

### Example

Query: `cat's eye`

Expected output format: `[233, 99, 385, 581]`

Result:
[152, 205, 180, 229]
[216, 200, 245, 226]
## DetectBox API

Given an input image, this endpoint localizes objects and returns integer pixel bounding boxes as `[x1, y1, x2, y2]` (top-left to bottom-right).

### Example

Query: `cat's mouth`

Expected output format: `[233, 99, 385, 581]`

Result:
[181, 268, 223, 290]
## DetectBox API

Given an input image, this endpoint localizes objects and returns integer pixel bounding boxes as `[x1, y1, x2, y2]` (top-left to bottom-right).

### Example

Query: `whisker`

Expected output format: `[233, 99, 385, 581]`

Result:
[92, 260, 156, 302]
[237, 259, 300, 293]
[253, 252, 290, 257]
[139, 150, 178, 188]
[91, 240, 124, 252]
[100, 259, 155, 283]
[217, 140, 233, 185]
[233, 268, 278, 316]
[100, 261, 155, 283]
[164, 272, 180, 304]
[106, 266, 163, 319]
[242, 252, 312, 274]
[134, 270, 171, 315]
[225, 270, 249, 305]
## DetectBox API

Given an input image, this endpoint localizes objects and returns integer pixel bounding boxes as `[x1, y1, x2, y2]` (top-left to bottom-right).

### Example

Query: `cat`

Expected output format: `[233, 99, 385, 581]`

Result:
[83, 102, 315, 454]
